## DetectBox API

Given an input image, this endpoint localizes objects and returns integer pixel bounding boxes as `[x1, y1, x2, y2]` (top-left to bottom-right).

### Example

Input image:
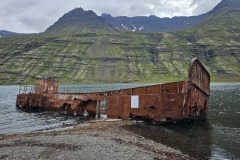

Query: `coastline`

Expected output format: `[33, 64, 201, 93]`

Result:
[0, 120, 194, 160]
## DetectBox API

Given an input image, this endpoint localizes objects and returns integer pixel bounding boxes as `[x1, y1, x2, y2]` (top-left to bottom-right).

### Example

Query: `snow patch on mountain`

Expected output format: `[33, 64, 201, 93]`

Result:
[121, 24, 129, 30]
[139, 26, 144, 31]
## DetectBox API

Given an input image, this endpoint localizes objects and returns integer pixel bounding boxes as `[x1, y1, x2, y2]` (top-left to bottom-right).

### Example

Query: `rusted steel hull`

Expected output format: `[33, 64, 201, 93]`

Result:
[16, 58, 210, 123]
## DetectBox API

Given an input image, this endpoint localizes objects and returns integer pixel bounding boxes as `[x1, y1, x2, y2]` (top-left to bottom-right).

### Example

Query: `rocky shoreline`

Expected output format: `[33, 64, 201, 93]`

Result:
[0, 120, 194, 160]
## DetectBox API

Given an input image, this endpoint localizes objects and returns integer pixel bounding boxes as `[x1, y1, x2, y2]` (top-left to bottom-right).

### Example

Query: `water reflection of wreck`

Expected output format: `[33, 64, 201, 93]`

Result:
[16, 58, 210, 123]
[124, 120, 212, 159]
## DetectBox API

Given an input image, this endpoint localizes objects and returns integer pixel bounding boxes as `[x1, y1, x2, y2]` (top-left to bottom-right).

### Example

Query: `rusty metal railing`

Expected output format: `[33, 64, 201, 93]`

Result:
[19, 85, 34, 94]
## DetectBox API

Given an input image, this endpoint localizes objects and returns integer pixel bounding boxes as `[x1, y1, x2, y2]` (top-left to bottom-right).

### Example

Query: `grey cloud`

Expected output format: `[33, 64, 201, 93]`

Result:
[190, 0, 221, 15]
[128, 3, 156, 17]
[0, 0, 80, 33]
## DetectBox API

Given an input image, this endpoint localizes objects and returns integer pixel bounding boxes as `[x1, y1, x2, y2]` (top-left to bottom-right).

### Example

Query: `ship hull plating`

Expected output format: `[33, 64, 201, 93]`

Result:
[16, 58, 210, 123]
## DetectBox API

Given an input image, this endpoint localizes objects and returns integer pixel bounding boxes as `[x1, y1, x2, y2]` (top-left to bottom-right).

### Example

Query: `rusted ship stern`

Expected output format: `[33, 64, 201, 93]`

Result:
[16, 58, 210, 123]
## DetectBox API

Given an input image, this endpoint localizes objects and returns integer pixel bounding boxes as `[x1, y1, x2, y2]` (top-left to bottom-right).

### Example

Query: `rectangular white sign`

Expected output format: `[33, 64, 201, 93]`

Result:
[131, 96, 139, 108]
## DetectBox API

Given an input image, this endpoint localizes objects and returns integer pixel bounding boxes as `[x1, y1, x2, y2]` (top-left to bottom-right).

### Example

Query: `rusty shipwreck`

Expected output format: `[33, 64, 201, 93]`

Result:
[16, 58, 210, 123]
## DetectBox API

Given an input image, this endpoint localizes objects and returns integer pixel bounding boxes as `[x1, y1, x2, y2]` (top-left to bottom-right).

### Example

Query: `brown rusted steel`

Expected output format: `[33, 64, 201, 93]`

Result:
[34, 76, 58, 94]
[16, 58, 210, 123]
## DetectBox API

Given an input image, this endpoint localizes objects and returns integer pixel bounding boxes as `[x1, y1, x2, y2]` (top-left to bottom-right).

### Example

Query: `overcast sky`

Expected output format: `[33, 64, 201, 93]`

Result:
[0, 0, 221, 33]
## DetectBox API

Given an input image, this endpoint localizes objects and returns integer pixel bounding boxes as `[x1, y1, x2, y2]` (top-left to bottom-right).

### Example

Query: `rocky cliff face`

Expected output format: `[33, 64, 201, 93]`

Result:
[45, 8, 116, 34]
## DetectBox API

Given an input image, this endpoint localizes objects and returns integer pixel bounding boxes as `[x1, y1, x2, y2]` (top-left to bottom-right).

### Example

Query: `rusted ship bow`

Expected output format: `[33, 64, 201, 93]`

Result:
[16, 58, 210, 123]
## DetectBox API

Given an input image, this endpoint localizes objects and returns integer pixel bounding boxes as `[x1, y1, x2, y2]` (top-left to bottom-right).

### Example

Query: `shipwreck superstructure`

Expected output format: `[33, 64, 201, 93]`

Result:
[16, 58, 210, 123]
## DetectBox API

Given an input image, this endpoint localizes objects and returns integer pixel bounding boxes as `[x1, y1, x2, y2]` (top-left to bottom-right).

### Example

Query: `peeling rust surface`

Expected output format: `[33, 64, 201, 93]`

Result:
[16, 58, 210, 123]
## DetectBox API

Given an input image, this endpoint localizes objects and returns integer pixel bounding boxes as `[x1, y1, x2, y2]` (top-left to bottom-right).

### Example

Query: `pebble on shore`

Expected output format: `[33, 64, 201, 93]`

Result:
[0, 120, 194, 160]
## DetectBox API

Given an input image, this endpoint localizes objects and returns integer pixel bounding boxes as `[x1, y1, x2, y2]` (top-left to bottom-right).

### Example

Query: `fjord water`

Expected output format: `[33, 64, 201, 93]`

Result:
[125, 83, 240, 160]
[0, 83, 239, 159]
[0, 83, 144, 134]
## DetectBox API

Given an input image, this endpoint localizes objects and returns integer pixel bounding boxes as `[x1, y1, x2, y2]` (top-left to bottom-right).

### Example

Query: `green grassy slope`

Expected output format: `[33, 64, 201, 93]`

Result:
[0, 33, 177, 84]
[176, 8, 240, 81]
[0, 9, 239, 84]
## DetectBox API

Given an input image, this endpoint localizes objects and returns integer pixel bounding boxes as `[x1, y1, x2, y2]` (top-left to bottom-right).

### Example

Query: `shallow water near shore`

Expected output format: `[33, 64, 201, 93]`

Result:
[0, 83, 239, 159]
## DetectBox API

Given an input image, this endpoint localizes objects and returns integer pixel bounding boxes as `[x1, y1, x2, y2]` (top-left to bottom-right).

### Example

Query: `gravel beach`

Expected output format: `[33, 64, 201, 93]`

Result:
[0, 120, 194, 160]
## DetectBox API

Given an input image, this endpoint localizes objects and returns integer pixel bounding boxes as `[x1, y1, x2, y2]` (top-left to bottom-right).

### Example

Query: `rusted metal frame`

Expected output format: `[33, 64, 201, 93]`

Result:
[183, 83, 209, 119]
[19, 85, 34, 94]
[188, 81, 210, 96]
[188, 58, 210, 79]
[16, 58, 210, 123]
[128, 93, 184, 122]
[187, 58, 210, 93]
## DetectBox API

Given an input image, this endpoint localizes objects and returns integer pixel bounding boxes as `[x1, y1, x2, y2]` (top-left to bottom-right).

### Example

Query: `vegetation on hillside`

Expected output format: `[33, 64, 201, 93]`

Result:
[0, 6, 239, 84]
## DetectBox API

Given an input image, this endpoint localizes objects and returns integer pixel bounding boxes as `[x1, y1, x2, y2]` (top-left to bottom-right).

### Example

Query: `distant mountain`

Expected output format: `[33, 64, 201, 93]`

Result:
[101, 0, 240, 33]
[180, 0, 240, 44]
[0, 30, 20, 37]
[45, 8, 116, 34]
[184, 8, 240, 45]
[44, 0, 240, 35]
[101, 13, 209, 33]
[175, 0, 240, 80]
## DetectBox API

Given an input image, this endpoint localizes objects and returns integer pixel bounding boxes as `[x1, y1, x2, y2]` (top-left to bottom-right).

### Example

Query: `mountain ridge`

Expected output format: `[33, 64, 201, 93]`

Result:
[2, 0, 239, 35]
[101, 12, 209, 33]
[45, 8, 116, 35]
[101, 0, 240, 33]
[211, 0, 240, 12]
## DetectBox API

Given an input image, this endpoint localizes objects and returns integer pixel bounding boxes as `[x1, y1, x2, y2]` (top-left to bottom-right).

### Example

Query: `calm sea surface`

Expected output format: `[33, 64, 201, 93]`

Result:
[0, 83, 239, 159]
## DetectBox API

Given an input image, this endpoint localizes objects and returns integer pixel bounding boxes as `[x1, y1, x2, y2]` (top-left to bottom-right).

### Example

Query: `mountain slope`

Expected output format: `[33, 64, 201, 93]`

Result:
[101, 13, 209, 33]
[175, 7, 240, 80]
[211, 0, 240, 12]
[0, 0, 239, 84]
[45, 8, 116, 34]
